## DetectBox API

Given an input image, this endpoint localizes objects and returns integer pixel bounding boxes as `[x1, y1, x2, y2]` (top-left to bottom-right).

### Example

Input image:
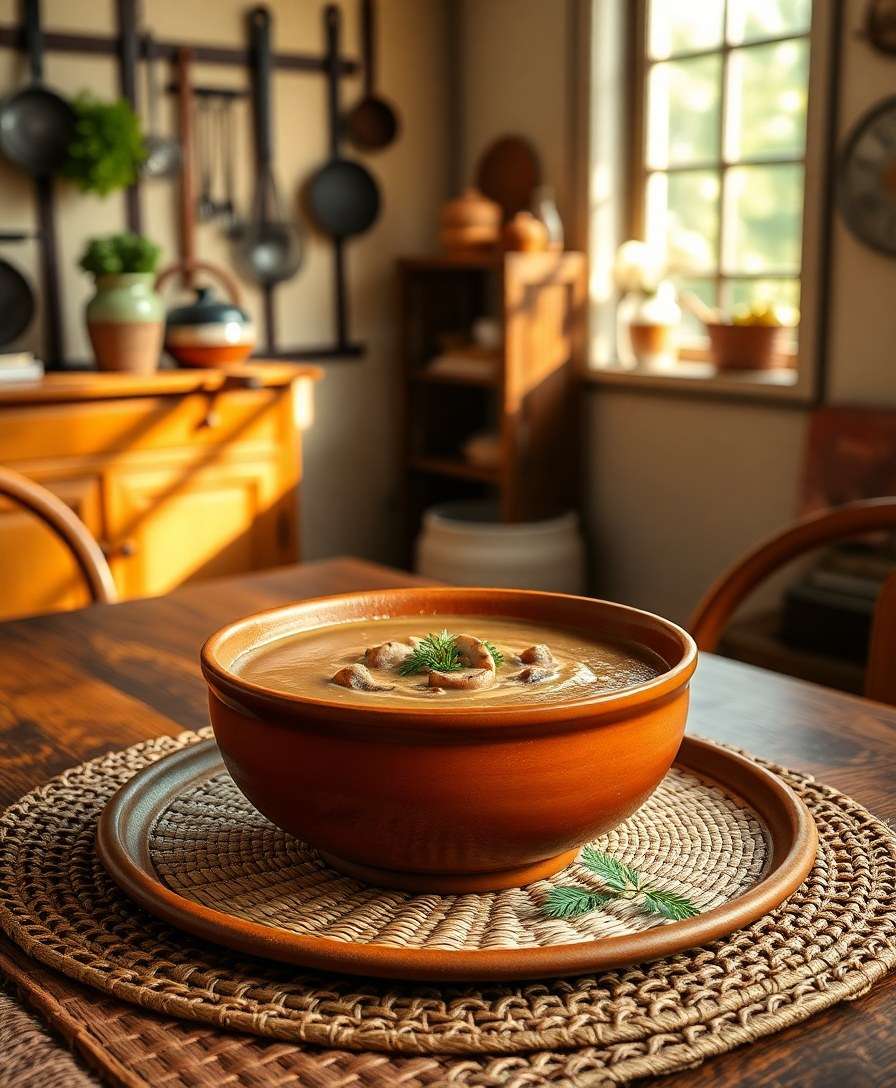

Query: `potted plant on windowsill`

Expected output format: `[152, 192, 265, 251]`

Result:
[613, 240, 681, 370]
[79, 233, 163, 375]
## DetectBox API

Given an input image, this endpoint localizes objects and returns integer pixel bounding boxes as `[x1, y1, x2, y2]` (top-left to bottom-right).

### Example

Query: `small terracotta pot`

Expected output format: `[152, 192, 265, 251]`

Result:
[705, 322, 788, 371]
[502, 211, 550, 252]
[201, 587, 697, 893]
[629, 322, 677, 361]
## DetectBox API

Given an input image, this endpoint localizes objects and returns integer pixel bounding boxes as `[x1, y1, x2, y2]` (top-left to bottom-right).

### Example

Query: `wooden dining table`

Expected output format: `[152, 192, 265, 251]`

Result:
[0, 557, 893, 1088]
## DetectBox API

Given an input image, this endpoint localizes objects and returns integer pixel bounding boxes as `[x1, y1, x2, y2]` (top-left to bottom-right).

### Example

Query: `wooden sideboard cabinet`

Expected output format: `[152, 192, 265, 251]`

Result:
[0, 363, 320, 621]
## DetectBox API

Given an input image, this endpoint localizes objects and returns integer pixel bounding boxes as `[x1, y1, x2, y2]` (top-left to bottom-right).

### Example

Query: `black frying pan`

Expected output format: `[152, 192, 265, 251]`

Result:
[0, 0, 75, 177]
[307, 5, 380, 239]
[345, 0, 399, 153]
[0, 233, 35, 345]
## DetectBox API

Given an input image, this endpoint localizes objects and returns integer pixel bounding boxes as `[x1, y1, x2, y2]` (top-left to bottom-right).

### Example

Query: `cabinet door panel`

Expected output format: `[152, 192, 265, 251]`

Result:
[0, 475, 104, 620]
[105, 460, 291, 599]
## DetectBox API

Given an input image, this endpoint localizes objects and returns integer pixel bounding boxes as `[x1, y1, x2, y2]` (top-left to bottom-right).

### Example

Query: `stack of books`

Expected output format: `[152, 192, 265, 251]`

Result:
[781, 541, 896, 660]
[0, 352, 43, 384]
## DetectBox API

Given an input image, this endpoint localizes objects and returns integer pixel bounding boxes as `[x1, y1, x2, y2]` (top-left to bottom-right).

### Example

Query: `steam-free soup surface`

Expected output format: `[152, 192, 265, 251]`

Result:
[236, 615, 666, 708]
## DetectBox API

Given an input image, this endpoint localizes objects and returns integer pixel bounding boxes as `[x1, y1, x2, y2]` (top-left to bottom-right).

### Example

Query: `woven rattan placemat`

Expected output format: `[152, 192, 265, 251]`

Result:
[0, 729, 894, 1083]
[151, 753, 768, 949]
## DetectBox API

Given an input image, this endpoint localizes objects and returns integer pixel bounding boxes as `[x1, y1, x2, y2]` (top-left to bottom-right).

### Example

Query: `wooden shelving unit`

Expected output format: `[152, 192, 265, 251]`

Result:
[398, 251, 586, 552]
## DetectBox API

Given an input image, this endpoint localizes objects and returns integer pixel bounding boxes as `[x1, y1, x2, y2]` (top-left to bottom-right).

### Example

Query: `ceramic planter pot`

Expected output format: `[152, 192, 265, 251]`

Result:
[201, 587, 697, 893]
[86, 273, 164, 375]
[706, 322, 788, 371]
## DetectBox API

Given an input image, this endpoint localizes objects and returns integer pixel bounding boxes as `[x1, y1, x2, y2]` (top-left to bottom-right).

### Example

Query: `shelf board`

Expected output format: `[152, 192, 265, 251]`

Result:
[410, 370, 497, 389]
[409, 456, 499, 483]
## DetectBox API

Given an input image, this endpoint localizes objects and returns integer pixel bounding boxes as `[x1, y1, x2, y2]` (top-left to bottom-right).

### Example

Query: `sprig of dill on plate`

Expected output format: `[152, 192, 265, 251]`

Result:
[545, 847, 700, 922]
[399, 631, 504, 675]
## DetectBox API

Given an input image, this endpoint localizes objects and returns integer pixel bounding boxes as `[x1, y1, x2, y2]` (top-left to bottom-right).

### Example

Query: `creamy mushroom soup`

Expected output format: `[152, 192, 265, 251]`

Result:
[235, 615, 667, 708]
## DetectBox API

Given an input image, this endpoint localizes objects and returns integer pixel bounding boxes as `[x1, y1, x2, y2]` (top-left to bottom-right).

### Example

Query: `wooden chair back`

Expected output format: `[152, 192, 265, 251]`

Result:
[689, 498, 896, 705]
[0, 467, 117, 606]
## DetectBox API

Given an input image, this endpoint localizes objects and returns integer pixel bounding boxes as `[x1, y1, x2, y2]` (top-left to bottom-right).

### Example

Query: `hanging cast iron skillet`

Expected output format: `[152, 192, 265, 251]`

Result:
[344, 0, 399, 152]
[0, 233, 35, 346]
[307, 5, 380, 238]
[0, 261, 34, 345]
[0, 0, 76, 176]
[235, 6, 303, 286]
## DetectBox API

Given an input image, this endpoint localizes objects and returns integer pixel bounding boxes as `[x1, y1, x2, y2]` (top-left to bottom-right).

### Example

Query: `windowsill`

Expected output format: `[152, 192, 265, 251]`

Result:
[584, 359, 812, 404]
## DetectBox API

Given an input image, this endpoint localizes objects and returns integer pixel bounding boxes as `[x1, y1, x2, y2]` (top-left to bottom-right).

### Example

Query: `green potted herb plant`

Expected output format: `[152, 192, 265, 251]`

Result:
[63, 95, 146, 196]
[79, 233, 163, 374]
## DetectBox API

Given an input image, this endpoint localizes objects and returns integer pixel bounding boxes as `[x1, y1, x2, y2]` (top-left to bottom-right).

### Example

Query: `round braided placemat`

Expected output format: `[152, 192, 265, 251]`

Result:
[0, 728, 894, 1076]
[151, 754, 768, 949]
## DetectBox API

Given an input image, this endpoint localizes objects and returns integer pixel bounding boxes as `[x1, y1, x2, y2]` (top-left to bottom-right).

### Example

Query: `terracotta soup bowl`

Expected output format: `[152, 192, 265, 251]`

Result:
[201, 588, 698, 893]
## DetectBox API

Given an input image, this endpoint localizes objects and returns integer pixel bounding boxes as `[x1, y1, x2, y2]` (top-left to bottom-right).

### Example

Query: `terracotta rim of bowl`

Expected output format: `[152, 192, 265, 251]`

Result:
[200, 587, 697, 733]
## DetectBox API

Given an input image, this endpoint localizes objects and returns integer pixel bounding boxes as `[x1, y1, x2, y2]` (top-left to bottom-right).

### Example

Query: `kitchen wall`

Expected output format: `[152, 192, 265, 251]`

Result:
[0, 0, 451, 563]
[458, 0, 896, 623]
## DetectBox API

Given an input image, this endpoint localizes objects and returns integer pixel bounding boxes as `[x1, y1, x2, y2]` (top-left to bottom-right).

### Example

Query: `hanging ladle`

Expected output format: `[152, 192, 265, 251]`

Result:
[344, 0, 399, 152]
[234, 6, 303, 286]
[141, 33, 181, 179]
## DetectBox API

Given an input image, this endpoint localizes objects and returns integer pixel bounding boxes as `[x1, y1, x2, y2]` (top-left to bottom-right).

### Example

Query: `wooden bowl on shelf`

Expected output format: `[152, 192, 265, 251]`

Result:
[705, 322, 790, 371]
[201, 587, 697, 894]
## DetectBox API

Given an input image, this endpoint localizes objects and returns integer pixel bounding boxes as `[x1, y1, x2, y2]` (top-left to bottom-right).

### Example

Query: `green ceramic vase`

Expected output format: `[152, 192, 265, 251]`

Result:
[86, 273, 164, 375]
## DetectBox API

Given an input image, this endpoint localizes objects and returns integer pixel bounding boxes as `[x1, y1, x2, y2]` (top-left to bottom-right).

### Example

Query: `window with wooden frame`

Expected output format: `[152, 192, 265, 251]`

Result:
[584, 0, 836, 401]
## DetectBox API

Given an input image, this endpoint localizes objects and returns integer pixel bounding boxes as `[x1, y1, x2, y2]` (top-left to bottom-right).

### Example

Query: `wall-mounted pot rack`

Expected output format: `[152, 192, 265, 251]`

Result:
[0, 0, 367, 368]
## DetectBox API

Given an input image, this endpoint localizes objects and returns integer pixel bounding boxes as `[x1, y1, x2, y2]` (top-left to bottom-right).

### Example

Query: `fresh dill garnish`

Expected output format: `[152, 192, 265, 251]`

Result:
[543, 847, 700, 922]
[483, 639, 504, 667]
[399, 631, 505, 675]
[545, 886, 616, 919]
[641, 889, 701, 921]
[580, 845, 641, 892]
[399, 630, 462, 675]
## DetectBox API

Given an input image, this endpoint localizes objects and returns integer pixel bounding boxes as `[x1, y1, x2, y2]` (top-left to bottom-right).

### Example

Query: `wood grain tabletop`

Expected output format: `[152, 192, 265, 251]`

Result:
[0, 556, 893, 1088]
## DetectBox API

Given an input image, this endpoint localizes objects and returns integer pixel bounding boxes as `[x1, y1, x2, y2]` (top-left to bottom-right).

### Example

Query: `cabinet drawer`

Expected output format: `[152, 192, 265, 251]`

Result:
[0, 388, 288, 464]
[103, 458, 294, 599]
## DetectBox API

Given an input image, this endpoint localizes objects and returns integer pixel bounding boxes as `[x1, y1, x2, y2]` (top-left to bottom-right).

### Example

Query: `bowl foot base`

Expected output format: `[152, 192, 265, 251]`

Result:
[318, 847, 580, 893]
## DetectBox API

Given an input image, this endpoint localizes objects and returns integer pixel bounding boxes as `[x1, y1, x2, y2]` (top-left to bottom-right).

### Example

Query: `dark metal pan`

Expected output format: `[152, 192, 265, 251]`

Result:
[0, 0, 75, 176]
[307, 5, 380, 239]
[345, 0, 399, 152]
[0, 235, 35, 345]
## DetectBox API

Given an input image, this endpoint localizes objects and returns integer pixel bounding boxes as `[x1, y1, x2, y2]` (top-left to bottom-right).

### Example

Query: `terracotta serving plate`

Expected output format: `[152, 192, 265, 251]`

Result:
[97, 736, 817, 982]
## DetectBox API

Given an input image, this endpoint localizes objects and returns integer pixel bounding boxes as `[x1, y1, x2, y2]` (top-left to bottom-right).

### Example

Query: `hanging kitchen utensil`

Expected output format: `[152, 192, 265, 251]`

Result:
[235, 7, 303, 286]
[0, 258, 35, 345]
[175, 48, 198, 288]
[196, 95, 217, 222]
[307, 4, 380, 351]
[308, 5, 381, 238]
[141, 32, 181, 179]
[219, 95, 239, 234]
[0, 0, 76, 176]
[345, 0, 399, 152]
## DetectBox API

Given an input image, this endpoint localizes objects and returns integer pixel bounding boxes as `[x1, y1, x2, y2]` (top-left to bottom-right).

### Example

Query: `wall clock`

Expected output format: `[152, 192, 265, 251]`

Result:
[838, 95, 896, 256]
